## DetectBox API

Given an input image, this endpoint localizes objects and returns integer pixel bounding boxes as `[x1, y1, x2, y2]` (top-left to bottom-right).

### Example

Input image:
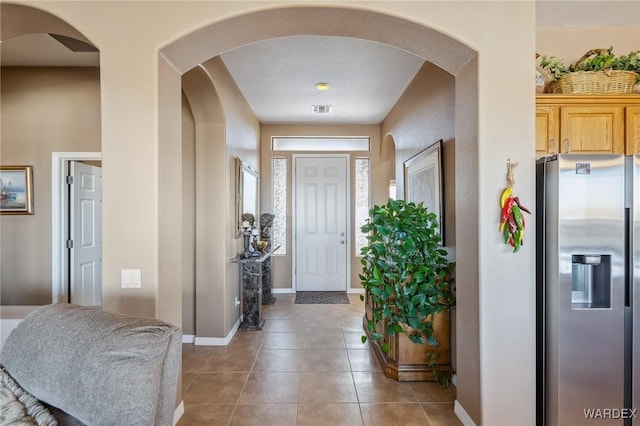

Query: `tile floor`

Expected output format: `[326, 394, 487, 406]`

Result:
[178, 294, 461, 426]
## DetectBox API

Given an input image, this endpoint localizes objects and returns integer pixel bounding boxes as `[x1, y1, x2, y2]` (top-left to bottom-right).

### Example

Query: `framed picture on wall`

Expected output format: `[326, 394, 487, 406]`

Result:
[403, 140, 443, 243]
[0, 165, 34, 215]
[235, 158, 259, 237]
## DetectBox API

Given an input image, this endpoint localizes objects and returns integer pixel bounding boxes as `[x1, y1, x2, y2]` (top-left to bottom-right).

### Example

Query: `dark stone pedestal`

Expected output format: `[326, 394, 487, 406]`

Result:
[239, 261, 264, 330]
[261, 257, 276, 305]
[235, 247, 278, 331]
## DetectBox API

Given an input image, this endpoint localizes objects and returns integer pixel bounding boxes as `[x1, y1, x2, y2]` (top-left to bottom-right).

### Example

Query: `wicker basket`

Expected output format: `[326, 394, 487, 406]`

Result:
[546, 70, 638, 95]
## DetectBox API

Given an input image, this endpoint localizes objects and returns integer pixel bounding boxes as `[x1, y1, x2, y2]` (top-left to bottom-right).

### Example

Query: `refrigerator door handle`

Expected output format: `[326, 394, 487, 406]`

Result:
[626, 207, 631, 308]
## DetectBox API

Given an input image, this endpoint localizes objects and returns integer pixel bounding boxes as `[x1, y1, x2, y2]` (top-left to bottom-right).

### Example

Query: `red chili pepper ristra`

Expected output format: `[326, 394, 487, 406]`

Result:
[500, 197, 515, 231]
[499, 188, 531, 252]
[512, 204, 524, 230]
[513, 197, 531, 214]
[508, 212, 517, 234]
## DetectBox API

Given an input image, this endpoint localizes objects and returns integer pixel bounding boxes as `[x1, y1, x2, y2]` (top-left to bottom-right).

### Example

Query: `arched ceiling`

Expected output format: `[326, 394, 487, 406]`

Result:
[160, 7, 474, 125]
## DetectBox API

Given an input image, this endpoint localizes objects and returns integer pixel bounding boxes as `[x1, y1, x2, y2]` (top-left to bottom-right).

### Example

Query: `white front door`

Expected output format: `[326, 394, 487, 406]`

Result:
[294, 156, 348, 291]
[70, 161, 102, 306]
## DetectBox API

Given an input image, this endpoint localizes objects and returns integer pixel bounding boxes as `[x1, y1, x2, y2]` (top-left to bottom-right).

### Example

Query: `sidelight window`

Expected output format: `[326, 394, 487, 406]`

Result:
[271, 158, 287, 255]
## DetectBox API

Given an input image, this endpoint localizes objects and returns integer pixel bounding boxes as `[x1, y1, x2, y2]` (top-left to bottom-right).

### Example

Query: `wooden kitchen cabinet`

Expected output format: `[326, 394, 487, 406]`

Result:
[560, 106, 624, 154]
[627, 107, 640, 155]
[536, 95, 640, 156]
[536, 106, 559, 156]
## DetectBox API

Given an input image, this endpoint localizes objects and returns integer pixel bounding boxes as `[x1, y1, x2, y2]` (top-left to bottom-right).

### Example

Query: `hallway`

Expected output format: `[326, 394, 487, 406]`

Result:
[179, 294, 461, 425]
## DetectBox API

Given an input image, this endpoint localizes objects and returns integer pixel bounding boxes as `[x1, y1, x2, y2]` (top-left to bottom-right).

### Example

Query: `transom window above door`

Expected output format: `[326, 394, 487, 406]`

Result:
[272, 137, 370, 152]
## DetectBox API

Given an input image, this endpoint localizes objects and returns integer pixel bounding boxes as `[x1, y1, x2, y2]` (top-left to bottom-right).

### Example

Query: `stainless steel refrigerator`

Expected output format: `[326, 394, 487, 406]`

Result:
[536, 154, 639, 425]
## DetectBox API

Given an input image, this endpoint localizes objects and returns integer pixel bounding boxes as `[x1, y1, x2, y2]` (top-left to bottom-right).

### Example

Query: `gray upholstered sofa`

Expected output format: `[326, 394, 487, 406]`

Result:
[0, 303, 182, 425]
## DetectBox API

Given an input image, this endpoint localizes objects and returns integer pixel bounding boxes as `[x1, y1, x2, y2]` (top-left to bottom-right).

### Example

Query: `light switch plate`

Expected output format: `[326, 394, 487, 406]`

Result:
[121, 269, 142, 289]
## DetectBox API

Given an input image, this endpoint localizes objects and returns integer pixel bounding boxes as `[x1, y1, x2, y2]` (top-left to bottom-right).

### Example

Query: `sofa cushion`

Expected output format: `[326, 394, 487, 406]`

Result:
[0, 304, 181, 426]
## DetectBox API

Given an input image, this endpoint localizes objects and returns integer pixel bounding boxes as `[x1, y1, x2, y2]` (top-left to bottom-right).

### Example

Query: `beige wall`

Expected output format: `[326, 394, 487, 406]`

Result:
[260, 124, 381, 292]
[454, 55, 481, 423]
[181, 93, 196, 335]
[380, 60, 459, 376]
[181, 65, 226, 338]
[382, 61, 456, 247]
[0, 67, 101, 305]
[180, 58, 261, 340]
[537, 26, 640, 66]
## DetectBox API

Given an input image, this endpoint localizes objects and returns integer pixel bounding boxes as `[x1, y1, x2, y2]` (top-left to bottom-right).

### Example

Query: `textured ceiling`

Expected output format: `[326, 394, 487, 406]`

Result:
[219, 36, 424, 124]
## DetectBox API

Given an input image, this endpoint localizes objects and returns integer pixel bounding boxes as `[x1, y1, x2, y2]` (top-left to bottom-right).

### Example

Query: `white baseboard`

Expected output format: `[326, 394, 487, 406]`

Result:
[194, 318, 240, 346]
[182, 334, 195, 344]
[173, 401, 184, 426]
[347, 288, 365, 294]
[454, 400, 477, 426]
[451, 373, 457, 386]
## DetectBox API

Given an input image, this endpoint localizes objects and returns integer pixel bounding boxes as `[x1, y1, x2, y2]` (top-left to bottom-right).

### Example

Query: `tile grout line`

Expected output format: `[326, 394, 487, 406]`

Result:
[226, 324, 267, 426]
[344, 327, 366, 426]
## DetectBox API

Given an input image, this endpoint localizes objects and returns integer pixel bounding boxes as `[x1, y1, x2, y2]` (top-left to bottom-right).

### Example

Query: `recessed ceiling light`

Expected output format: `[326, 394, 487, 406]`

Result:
[315, 82, 330, 91]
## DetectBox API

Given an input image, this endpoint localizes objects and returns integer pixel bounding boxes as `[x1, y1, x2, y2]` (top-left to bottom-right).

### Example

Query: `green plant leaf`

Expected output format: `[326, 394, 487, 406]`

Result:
[407, 316, 420, 329]
[411, 293, 426, 305]
[408, 333, 424, 345]
[426, 335, 439, 347]
[359, 199, 455, 386]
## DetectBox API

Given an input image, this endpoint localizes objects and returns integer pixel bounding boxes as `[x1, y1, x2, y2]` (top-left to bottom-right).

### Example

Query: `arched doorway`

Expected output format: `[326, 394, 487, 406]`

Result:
[379, 133, 397, 204]
[181, 63, 228, 340]
[159, 5, 480, 421]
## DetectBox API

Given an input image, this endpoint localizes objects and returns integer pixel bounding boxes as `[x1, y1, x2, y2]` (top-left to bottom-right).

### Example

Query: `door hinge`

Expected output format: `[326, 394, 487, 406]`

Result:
[66, 240, 74, 249]
[66, 176, 74, 185]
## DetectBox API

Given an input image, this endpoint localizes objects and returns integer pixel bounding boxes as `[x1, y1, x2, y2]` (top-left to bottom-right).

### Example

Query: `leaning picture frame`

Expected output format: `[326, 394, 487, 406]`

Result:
[0, 165, 34, 215]
[403, 140, 444, 243]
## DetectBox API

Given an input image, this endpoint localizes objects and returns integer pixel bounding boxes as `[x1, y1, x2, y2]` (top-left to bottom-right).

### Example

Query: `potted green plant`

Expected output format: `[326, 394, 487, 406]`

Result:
[539, 48, 640, 94]
[359, 199, 455, 384]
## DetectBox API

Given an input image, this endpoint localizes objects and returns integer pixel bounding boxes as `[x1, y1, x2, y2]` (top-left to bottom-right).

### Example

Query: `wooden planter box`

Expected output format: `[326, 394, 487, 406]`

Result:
[363, 290, 451, 381]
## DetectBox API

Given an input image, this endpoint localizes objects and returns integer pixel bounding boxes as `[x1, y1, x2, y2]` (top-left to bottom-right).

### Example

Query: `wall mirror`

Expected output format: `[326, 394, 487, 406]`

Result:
[236, 158, 259, 237]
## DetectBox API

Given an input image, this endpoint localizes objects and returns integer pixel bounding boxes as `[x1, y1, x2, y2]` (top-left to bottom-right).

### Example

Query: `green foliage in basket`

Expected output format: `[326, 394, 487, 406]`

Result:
[539, 56, 569, 80]
[540, 48, 640, 83]
[612, 51, 640, 76]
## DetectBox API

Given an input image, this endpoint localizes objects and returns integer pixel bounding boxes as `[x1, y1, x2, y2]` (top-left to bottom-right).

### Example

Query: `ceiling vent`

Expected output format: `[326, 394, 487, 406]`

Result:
[312, 105, 332, 114]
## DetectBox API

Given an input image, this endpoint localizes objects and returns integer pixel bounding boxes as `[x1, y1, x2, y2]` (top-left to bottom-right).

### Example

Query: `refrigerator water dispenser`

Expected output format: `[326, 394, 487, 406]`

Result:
[571, 254, 611, 309]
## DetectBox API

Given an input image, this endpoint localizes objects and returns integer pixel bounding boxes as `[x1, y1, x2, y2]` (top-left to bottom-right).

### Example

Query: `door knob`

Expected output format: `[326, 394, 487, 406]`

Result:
[340, 240, 345, 244]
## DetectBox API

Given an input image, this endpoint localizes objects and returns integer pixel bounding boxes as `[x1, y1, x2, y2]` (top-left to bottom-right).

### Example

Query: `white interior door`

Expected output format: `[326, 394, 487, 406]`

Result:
[295, 156, 348, 291]
[70, 161, 102, 306]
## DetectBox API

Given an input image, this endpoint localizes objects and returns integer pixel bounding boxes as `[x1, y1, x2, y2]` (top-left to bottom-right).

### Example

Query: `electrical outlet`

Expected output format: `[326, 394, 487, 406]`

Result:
[121, 269, 141, 289]
[234, 296, 240, 308]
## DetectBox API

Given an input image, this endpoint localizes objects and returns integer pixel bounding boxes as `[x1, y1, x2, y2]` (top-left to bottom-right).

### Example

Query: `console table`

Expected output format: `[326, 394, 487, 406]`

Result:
[234, 247, 278, 330]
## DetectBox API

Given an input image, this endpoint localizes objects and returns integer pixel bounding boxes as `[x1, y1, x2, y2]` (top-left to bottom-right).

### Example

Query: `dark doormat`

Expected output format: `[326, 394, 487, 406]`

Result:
[295, 291, 350, 304]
